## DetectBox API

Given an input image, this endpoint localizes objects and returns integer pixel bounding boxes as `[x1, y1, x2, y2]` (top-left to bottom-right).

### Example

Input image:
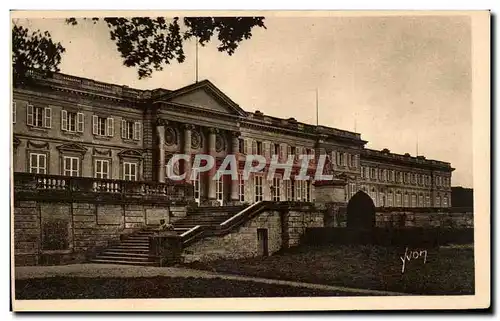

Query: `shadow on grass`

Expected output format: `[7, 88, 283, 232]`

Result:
[15, 276, 372, 299]
[183, 245, 474, 295]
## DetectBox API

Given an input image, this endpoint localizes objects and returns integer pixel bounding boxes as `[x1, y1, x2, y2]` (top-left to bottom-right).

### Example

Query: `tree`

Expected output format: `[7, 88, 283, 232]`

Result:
[12, 24, 66, 86]
[12, 17, 266, 85]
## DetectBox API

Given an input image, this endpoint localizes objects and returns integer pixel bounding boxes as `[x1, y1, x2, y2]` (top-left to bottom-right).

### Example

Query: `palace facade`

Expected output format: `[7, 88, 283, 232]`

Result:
[12, 71, 453, 208]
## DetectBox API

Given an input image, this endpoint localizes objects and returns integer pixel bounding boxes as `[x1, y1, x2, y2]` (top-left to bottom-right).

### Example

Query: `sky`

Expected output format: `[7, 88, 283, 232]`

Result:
[14, 14, 473, 187]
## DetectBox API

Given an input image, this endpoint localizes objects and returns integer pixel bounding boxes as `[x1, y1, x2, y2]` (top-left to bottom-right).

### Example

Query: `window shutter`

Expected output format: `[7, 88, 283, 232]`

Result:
[133, 122, 141, 140]
[77, 112, 84, 132]
[92, 115, 98, 135]
[12, 102, 16, 124]
[27, 104, 34, 126]
[121, 119, 127, 139]
[61, 110, 68, 131]
[44, 107, 52, 128]
[106, 117, 114, 137]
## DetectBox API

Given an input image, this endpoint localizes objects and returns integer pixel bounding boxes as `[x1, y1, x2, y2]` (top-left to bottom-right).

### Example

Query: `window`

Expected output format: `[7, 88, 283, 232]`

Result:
[272, 177, 281, 201]
[252, 140, 257, 155]
[238, 139, 245, 154]
[379, 192, 385, 207]
[93, 115, 114, 137]
[370, 168, 376, 179]
[254, 175, 263, 202]
[238, 173, 245, 202]
[387, 192, 394, 207]
[12, 102, 16, 124]
[349, 154, 356, 167]
[349, 182, 357, 199]
[411, 173, 416, 184]
[257, 141, 263, 155]
[121, 120, 141, 140]
[94, 159, 110, 179]
[306, 180, 312, 202]
[397, 171, 402, 183]
[285, 179, 295, 201]
[27, 105, 51, 128]
[435, 196, 441, 207]
[419, 194, 424, 207]
[396, 193, 402, 207]
[411, 194, 417, 207]
[123, 162, 138, 181]
[290, 146, 296, 158]
[426, 195, 431, 207]
[403, 193, 409, 207]
[273, 143, 280, 156]
[443, 196, 449, 207]
[61, 110, 84, 133]
[63, 156, 79, 177]
[391, 170, 396, 182]
[361, 166, 366, 179]
[29, 153, 47, 174]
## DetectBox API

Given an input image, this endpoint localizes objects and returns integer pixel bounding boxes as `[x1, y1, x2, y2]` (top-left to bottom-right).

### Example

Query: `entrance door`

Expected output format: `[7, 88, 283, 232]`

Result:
[257, 228, 269, 256]
[216, 175, 224, 206]
[193, 168, 200, 206]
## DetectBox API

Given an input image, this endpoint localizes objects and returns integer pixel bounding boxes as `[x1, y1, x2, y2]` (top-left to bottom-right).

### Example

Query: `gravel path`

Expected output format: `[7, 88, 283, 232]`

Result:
[15, 264, 407, 296]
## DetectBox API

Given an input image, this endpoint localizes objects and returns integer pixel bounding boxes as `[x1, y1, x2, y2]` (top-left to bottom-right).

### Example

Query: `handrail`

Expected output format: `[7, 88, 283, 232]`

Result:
[180, 225, 201, 238]
[220, 201, 264, 226]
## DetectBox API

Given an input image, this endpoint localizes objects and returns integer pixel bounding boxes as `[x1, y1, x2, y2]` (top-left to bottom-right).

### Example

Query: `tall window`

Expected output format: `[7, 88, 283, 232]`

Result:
[93, 115, 114, 137]
[94, 159, 110, 179]
[396, 193, 402, 207]
[272, 177, 281, 201]
[61, 110, 84, 133]
[426, 195, 431, 207]
[418, 194, 424, 207]
[238, 173, 245, 202]
[411, 194, 417, 207]
[306, 180, 312, 202]
[370, 168, 376, 179]
[349, 154, 356, 167]
[121, 120, 141, 140]
[256, 141, 263, 155]
[123, 162, 137, 181]
[29, 153, 47, 174]
[254, 175, 263, 202]
[443, 196, 449, 207]
[403, 193, 409, 207]
[273, 143, 280, 156]
[63, 156, 79, 177]
[387, 191, 394, 207]
[238, 139, 245, 154]
[285, 179, 295, 201]
[435, 196, 441, 207]
[27, 105, 51, 128]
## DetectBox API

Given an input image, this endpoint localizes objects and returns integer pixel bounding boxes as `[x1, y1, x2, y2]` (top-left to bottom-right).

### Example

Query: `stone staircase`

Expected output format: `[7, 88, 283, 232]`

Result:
[89, 205, 246, 266]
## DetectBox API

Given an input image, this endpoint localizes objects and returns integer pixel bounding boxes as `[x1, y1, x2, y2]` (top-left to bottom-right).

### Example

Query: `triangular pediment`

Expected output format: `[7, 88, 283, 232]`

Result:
[163, 80, 247, 116]
[118, 149, 143, 159]
[56, 143, 87, 154]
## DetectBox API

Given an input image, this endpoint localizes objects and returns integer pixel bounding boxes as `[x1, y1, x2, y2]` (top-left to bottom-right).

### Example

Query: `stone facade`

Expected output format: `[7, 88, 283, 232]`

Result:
[12, 71, 454, 207]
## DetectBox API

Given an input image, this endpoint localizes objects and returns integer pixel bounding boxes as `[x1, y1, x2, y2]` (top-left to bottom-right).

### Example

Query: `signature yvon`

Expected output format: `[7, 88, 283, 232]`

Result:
[400, 247, 428, 273]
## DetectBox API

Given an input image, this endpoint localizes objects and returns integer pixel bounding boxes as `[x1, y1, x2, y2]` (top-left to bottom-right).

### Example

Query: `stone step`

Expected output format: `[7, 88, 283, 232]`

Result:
[94, 255, 154, 262]
[90, 259, 158, 266]
[101, 251, 151, 258]
[113, 245, 150, 250]
[103, 248, 150, 254]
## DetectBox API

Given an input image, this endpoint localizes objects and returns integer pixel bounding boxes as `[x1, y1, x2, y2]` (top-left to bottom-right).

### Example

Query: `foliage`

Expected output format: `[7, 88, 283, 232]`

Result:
[12, 24, 66, 86]
[66, 17, 266, 79]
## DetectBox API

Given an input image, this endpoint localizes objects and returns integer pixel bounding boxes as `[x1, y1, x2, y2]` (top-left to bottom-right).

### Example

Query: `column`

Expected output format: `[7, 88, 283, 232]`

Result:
[230, 131, 241, 202]
[156, 119, 166, 183]
[182, 124, 194, 182]
[207, 128, 218, 201]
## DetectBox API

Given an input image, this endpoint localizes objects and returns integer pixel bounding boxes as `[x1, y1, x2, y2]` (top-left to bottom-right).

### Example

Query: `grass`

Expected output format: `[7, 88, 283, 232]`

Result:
[184, 245, 475, 295]
[15, 276, 362, 299]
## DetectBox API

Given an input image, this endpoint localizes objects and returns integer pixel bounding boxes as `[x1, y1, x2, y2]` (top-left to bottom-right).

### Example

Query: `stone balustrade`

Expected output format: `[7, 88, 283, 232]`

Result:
[14, 172, 194, 203]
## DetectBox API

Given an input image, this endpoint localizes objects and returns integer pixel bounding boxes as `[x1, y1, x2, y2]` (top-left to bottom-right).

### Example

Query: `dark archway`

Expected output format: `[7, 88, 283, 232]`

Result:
[346, 191, 376, 229]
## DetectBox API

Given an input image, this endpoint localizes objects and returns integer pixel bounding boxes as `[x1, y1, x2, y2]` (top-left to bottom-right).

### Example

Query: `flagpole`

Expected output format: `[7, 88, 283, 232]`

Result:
[195, 37, 199, 83]
[315, 88, 319, 126]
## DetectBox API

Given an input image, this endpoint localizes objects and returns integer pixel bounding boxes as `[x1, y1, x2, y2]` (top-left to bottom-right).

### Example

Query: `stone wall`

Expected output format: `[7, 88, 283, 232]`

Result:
[375, 209, 474, 229]
[183, 210, 282, 263]
[13, 200, 179, 266]
[284, 210, 324, 247]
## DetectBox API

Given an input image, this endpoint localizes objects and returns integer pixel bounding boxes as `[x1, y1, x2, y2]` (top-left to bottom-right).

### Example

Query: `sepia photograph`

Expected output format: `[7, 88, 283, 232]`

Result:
[9, 9, 490, 311]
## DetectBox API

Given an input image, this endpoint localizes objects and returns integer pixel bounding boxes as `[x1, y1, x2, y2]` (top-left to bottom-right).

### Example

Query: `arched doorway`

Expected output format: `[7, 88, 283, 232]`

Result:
[346, 190, 376, 229]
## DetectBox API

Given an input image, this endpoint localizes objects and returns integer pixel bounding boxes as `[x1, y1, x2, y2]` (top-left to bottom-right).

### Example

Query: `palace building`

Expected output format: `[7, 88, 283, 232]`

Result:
[12, 71, 453, 208]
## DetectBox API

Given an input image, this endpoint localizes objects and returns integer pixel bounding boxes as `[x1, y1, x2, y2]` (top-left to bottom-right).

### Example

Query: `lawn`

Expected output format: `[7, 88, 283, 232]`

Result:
[184, 245, 475, 295]
[15, 276, 361, 299]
